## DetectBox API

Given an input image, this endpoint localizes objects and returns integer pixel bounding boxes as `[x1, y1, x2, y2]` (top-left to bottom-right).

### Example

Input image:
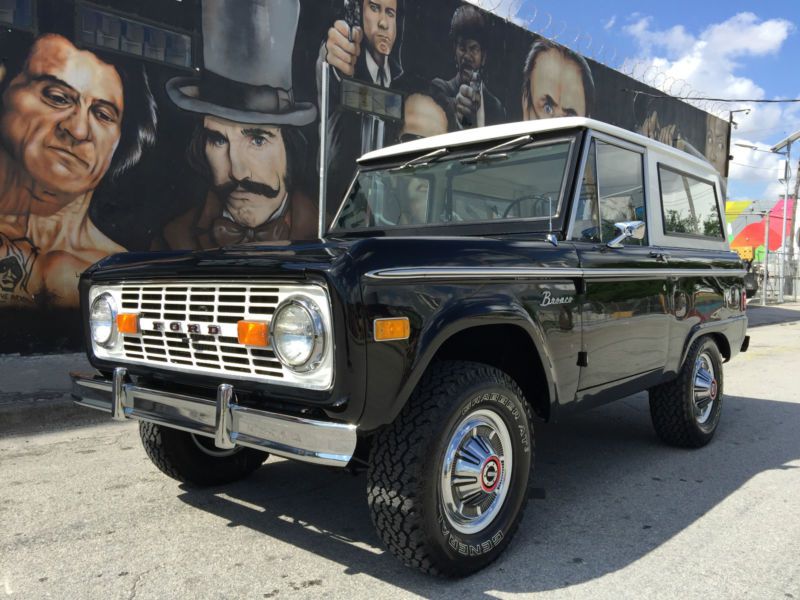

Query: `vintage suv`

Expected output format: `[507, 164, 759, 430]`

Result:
[71, 117, 749, 576]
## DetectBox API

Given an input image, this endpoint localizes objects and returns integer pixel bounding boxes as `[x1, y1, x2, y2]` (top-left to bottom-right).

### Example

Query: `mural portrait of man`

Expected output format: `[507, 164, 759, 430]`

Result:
[0, 33, 157, 306]
[323, 0, 404, 88]
[430, 4, 505, 129]
[160, 0, 318, 250]
[521, 39, 595, 120]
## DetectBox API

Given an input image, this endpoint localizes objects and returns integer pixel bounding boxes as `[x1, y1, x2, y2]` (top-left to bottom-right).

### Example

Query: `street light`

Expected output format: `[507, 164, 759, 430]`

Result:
[734, 139, 797, 302]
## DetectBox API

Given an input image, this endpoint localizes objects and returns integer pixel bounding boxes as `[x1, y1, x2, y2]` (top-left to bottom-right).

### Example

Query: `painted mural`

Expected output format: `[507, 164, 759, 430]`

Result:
[0, 0, 728, 353]
[726, 198, 795, 261]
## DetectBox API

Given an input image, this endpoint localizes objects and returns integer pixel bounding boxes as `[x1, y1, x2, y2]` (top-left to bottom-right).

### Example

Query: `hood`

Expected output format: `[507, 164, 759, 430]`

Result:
[86, 239, 355, 282]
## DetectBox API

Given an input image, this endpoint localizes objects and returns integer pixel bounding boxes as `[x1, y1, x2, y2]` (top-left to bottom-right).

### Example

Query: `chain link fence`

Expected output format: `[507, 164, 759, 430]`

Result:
[754, 253, 799, 304]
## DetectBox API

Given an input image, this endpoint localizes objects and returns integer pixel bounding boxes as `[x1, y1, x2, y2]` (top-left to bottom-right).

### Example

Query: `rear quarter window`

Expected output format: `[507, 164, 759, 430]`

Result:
[659, 166, 723, 239]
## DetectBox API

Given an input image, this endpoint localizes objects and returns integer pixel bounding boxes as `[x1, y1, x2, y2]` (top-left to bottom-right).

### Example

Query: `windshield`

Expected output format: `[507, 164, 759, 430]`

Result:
[331, 139, 573, 233]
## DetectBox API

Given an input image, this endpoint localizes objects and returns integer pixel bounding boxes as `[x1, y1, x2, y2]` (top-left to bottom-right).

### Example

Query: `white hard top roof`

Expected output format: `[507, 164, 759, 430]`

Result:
[359, 116, 714, 172]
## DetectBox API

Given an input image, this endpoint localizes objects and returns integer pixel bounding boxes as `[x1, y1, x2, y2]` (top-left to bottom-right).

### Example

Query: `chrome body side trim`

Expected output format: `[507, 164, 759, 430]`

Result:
[583, 268, 746, 279]
[71, 373, 357, 467]
[366, 267, 585, 280]
[365, 267, 746, 281]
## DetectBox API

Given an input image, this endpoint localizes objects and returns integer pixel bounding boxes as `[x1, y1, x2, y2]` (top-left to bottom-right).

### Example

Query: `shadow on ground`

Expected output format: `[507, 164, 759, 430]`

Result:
[746, 304, 800, 328]
[176, 392, 800, 596]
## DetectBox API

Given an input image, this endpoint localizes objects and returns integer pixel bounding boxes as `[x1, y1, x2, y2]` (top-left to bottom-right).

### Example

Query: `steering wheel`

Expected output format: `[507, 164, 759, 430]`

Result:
[502, 194, 552, 219]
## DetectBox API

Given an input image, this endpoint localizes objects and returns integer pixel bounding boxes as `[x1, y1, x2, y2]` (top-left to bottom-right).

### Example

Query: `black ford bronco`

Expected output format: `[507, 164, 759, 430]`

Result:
[72, 117, 749, 576]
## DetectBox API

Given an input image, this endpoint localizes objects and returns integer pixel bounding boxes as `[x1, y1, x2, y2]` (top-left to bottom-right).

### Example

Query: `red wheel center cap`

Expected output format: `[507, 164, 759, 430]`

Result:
[710, 379, 718, 400]
[480, 456, 502, 492]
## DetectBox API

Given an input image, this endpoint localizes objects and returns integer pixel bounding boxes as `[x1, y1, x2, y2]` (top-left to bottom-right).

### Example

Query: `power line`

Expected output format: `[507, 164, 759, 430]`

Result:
[731, 161, 782, 172]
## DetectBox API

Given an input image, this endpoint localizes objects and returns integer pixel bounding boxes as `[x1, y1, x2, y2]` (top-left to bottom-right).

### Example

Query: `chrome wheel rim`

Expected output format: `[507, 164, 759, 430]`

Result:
[692, 351, 718, 425]
[190, 434, 241, 458]
[440, 409, 513, 535]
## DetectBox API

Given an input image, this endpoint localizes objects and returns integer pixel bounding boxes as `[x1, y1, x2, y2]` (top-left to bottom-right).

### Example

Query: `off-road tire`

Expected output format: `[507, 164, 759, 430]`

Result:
[649, 336, 724, 448]
[139, 422, 268, 486]
[367, 361, 534, 577]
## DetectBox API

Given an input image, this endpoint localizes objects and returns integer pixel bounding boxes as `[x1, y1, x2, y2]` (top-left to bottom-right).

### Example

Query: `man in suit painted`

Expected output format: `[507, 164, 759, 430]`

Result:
[323, 0, 404, 88]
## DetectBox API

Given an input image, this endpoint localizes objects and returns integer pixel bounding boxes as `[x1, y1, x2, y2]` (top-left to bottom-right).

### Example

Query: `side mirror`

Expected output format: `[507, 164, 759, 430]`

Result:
[607, 221, 646, 249]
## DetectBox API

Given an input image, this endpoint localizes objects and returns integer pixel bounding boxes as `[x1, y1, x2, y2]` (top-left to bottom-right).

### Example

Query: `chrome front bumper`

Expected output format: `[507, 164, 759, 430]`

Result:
[71, 368, 357, 467]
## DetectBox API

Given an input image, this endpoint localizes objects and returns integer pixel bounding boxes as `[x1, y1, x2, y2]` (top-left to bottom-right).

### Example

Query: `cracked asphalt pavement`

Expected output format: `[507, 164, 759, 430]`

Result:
[1, 308, 799, 599]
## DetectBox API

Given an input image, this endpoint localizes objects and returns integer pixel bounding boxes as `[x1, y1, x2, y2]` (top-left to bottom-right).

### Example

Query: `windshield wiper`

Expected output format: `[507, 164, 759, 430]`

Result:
[391, 147, 449, 171]
[461, 134, 535, 165]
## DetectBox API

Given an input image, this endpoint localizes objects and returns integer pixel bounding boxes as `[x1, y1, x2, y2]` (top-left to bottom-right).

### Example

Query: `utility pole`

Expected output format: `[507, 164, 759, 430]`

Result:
[771, 130, 800, 302]
[763, 210, 770, 306]
[793, 161, 800, 300]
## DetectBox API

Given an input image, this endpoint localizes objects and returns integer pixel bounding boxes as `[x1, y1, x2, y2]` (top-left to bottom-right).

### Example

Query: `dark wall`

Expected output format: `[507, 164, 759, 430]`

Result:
[0, 0, 727, 354]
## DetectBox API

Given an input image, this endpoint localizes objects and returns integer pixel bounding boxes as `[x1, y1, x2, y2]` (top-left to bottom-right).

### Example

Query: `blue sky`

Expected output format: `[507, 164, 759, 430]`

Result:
[478, 0, 800, 200]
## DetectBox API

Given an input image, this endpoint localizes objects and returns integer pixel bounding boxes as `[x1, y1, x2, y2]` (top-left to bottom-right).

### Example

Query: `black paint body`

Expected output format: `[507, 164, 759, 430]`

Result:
[80, 126, 747, 434]
[81, 234, 747, 433]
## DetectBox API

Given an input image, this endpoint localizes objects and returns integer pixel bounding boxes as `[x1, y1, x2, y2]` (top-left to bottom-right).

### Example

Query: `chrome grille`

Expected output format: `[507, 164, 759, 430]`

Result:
[107, 281, 330, 386]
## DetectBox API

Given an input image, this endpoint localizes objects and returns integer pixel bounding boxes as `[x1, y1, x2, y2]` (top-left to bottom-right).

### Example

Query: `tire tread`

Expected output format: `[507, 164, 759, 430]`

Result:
[649, 337, 723, 448]
[367, 360, 533, 577]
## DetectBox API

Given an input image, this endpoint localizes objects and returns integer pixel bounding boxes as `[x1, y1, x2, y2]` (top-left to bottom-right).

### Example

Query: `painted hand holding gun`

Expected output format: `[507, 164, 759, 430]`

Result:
[456, 69, 482, 128]
[324, 0, 363, 77]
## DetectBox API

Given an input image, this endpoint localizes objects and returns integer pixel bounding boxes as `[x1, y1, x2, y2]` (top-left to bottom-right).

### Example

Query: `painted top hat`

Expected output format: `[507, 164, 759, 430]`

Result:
[167, 0, 316, 126]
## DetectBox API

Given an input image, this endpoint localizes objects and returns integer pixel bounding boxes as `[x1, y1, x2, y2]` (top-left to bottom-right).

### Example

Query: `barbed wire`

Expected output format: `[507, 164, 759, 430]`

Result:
[468, 0, 736, 118]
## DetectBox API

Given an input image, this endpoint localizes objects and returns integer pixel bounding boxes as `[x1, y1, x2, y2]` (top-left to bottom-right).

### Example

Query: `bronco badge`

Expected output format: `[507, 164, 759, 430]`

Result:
[540, 290, 573, 306]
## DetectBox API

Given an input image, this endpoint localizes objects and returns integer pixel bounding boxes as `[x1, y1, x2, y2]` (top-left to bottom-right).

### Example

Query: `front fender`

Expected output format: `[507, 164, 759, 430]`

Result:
[358, 287, 561, 431]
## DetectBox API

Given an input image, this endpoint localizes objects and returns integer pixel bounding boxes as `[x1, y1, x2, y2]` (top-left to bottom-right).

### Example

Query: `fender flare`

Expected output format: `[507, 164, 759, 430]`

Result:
[380, 298, 559, 426]
[679, 315, 747, 367]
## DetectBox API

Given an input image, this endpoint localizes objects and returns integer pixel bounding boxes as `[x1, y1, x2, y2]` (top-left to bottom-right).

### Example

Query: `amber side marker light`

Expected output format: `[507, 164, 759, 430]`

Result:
[116, 313, 140, 335]
[374, 317, 410, 342]
[238, 320, 269, 347]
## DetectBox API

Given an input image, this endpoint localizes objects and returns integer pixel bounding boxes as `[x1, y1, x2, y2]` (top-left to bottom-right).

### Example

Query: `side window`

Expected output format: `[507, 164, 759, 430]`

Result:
[659, 167, 723, 238]
[571, 140, 646, 245]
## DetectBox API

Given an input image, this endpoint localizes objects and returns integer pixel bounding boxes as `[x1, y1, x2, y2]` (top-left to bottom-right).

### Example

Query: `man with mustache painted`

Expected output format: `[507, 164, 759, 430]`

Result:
[0, 34, 156, 306]
[158, 0, 317, 250]
[157, 117, 315, 250]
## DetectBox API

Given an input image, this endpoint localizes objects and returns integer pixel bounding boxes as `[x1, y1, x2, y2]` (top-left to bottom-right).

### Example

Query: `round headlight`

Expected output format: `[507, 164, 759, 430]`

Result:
[90, 293, 117, 348]
[271, 297, 325, 372]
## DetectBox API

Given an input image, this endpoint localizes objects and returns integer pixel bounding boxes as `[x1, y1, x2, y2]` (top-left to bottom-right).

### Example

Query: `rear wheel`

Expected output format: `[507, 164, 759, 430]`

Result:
[649, 337, 724, 448]
[139, 422, 268, 486]
[367, 361, 534, 577]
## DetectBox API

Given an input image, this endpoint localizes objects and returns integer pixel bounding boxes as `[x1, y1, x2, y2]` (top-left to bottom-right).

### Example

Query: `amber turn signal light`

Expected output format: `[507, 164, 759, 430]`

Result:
[116, 313, 140, 335]
[374, 317, 410, 342]
[237, 320, 269, 347]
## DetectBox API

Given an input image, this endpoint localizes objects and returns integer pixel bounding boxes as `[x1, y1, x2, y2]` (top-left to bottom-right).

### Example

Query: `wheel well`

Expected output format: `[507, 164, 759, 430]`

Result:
[708, 333, 731, 361]
[433, 325, 551, 421]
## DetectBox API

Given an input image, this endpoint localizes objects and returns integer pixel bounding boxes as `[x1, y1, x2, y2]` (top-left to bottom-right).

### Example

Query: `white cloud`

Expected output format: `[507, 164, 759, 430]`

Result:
[729, 139, 785, 184]
[622, 12, 798, 199]
[603, 16, 617, 31]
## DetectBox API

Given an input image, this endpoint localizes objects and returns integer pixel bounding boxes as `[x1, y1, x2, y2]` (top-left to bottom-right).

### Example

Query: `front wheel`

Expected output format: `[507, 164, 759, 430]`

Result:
[649, 337, 724, 448]
[367, 361, 534, 577]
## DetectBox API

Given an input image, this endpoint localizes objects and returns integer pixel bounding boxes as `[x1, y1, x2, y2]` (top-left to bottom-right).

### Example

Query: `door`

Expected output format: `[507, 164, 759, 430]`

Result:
[569, 137, 671, 392]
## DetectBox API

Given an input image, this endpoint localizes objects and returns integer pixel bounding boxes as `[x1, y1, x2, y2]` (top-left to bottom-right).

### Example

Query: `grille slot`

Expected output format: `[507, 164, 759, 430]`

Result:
[118, 281, 292, 382]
